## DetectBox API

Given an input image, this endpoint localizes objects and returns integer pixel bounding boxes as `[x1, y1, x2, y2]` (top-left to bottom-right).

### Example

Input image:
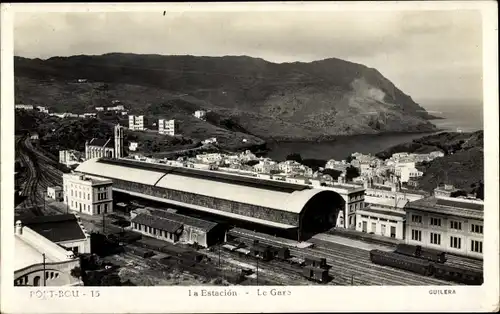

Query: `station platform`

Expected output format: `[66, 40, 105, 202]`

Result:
[227, 227, 315, 249]
[327, 228, 403, 247]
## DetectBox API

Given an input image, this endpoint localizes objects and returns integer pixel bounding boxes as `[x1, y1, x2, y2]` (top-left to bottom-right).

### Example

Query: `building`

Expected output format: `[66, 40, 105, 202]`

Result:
[395, 165, 424, 183]
[129, 142, 138, 152]
[405, 191, 484, 259]
[95, 107, 104, 111]
[194, 110, 207, 120]
[85, 138, 115, 159]
[15, 104, 34, 110]
[107, 105, 125, 111]
[128, 115, 144, 131]
[63, 173, 113, 216]
[20, 214, 91, 255]
[158, 119, 176, 136]
[202, 137, 217, 145]
[47, 186, 64, 201]
[130, 207, 222, 248]
[364, 179, 428, 203]
[14, 218, 84, 287]
[36, 106, 49, 113]
[59, 150, 84, 167]
[30, 133, 39, 140]
[75, 158, 351, 241]
[355, 195, 407, 240]
[316, 178, 366, 229]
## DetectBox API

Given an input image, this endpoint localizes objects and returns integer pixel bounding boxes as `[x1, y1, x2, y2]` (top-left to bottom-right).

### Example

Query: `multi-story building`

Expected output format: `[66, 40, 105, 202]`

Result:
[36, 106, 49, 113]
[355, 195, 407, 240]
[316, 177, 366, 229]
[158, 119, 176, 136]
[194, 110, 207, 120]
[405, 191, 484, 259]
[59, 150, 84, 167]
[95, 107, 104, 111]
[15, 104, 34, 110]
[63, 173, 113, 216]
[396, 166, 423, 183]
[129, 142, 138, 152]
[128, 115, 144, 131]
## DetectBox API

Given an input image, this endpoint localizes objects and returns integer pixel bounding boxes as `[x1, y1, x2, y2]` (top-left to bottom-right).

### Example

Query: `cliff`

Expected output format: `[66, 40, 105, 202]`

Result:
[15, 53, 437, 141]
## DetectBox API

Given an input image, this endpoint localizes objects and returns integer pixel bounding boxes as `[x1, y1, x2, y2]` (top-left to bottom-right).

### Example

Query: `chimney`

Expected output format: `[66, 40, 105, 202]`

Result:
[15, 220, 23, 235]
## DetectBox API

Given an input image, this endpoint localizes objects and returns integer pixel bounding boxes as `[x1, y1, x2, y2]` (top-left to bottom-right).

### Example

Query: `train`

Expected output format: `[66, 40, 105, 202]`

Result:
[370, 249, 483, 285]
[223, 239, 330, 283]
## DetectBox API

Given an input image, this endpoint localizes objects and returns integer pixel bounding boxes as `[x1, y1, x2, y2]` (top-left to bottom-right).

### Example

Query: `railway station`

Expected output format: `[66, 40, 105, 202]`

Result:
[75, 158, 347, 241]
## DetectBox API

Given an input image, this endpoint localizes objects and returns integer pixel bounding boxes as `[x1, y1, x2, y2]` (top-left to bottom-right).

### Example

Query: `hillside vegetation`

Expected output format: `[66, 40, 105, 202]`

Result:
[377, 131, 484, 194]
[15, 53, 438, 141]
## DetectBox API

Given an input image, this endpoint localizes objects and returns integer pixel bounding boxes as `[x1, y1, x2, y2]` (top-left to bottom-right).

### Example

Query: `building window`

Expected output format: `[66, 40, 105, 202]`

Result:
[470, 224, 483, 234]
[88, 193, 90, 200]
[450, 221, 462, 230]
[411, 229, 422, 242]
[430, 217, 442, 227]
[411, 215, 422, 223]
[371, 222, 376, 233]
[97, 205, 101, 215]
[430, 232, 441, 245]
[71, 190, 73, 196]
[104, 203, 108, 214]
[471, 240, 483, 253]
[450, 236, 462, 249]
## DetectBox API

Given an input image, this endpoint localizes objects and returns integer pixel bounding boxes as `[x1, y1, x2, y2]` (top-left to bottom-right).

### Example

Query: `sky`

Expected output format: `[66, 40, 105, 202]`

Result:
[13, 9, 483, 105]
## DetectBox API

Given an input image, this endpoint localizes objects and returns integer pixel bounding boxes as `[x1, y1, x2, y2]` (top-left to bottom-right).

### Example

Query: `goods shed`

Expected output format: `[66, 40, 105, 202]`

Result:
[76, 158, 346, 241]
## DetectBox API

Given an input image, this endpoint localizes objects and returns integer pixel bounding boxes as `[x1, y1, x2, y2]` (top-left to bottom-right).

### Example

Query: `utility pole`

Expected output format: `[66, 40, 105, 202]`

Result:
[102, 210, 106, 235]
[42, 253, 46, 286]
[351, 274, 354, 285]
[256, 258, 259, 286]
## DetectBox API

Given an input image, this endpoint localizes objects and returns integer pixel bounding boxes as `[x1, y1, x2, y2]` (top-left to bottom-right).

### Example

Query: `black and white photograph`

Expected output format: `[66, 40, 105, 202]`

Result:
[1, 2, 498, 313]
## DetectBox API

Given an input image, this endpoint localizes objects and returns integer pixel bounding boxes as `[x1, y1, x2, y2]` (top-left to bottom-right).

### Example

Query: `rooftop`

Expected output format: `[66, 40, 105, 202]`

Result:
[88, 138, 113, 148]
[357, 207, 406, 219]
[364, 196, 408, 209]
[131, 213, 183, 233]
[76, 158, 330, 215]
[21, 214, 87, 243]
[146, 208, 218, 232]
[15, 235, 55, 271]
[406, 196, 483, 220]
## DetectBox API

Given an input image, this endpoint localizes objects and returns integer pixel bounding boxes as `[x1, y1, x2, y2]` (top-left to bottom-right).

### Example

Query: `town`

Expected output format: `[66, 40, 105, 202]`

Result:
[14, 103, 484, 288]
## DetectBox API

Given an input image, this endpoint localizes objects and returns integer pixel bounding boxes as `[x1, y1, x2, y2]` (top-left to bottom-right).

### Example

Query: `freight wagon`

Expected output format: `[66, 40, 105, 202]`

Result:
[302, 266, 329, 283]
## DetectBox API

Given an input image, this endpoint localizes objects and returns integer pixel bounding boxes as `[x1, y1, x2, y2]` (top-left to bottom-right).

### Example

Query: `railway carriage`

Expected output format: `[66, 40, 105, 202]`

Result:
[394, 244, 446, 263]
[433, 263, 483, 285]
[250, 242, 274, 261]
[370, 249, 433, 276]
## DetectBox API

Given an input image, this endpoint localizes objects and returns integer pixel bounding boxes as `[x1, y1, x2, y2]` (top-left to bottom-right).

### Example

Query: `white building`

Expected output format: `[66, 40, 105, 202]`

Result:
[405, 192, 484, 259]
[194, 110, 207, 120]
[202, 137, 218, 145]
[14, 217, 85, 287]
[196, 153, 224, 164]
[15, 104, 34, 110]
[355, 196, 408, 240]
[129, 142, 139, 152]
[59, 150, 84, 167]
[36, 106, 49, 113]
[396, 166, 424, 183]
[315, 177, 366, 229]
[128, 115, 145, 131]
[158, 119, 176, 136]
[63, 173, 113, 216]
[85, 138, 115, 159]
[254, 160, 279, 174]
[107, 105, 125, 111]
[47, 186, 64, 201]
[95, 107, 104, 111]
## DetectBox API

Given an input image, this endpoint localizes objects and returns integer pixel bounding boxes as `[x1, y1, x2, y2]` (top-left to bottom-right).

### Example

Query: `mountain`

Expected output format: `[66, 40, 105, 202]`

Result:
[14, 53, 438, 141]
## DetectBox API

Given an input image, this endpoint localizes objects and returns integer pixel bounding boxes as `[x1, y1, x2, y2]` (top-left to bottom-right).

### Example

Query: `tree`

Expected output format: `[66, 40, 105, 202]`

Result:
[286, 153, 302, 163]
[322, 169, 342, 180]
[345, 166, 360, 181]
[70, 266, 83, 279]
[475, 182, 484, 200]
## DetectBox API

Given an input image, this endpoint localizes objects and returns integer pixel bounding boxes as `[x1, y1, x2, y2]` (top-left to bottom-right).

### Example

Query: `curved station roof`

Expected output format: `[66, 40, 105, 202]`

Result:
[76, 158, 330, 217]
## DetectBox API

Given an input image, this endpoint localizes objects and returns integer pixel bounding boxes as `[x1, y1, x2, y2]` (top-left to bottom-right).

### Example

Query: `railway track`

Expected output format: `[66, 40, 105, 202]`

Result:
[231, 230, 457, 286]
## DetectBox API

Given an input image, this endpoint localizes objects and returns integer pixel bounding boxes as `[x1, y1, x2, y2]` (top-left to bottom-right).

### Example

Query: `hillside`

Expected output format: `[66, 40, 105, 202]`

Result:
[14, 53, 438, 141]
[377, 131, 484, 194]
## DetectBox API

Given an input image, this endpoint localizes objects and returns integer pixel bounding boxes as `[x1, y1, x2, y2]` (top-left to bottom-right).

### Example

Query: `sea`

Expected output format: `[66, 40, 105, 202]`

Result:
[265, 100, 483, 161]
